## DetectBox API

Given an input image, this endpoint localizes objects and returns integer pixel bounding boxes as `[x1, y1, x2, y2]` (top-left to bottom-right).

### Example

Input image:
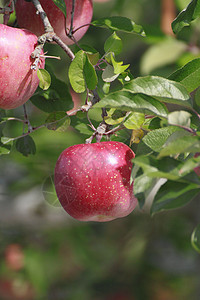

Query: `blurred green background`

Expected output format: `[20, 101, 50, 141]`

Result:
[1, 0, 200, 299]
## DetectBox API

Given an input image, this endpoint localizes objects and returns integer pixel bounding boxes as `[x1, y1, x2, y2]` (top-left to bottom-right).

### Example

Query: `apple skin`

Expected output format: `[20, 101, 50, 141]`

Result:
[0, 24, 45, 110]
[54, 141, 138, 222]
[15, 0, 93, 45]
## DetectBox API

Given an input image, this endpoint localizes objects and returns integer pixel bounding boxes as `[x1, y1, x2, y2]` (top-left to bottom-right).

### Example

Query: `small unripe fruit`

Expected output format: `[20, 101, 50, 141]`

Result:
[0, 24, 45, 110]
[15, 0, 93, 45]
[54, 141, 137, 222]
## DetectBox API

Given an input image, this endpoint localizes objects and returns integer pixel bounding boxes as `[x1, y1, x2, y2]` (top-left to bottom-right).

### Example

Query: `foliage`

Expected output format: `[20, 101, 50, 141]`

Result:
[1, 1, 200, 297]
[1, 0, 200, 243]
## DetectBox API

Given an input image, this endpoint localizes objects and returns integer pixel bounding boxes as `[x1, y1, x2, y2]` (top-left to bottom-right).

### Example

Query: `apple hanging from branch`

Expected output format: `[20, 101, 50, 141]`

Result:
[54, 141, 138, 222]
[15, 0, 93, 45]
[0, 24, 45, 110]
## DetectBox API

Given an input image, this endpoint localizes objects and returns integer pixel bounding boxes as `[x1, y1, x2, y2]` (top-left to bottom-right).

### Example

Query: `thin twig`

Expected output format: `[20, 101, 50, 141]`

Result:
[72, 23, 92, 35]
[52, 35, 75, 60]
[0, 0, 14, 24]
[31, 0, 53, 32]
[23, 104, 32, 133]
[87, 111, 96, 131]
[69, 0, 76, 38]
[31, 0, 75, 61]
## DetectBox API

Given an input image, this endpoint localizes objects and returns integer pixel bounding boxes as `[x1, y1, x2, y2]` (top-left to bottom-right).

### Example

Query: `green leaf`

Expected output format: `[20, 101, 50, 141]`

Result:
[179, 154, 200, 177]
[168, 110, 192, 127]
[93, 91, 169, 118]
[130, 129, 144, 144]
[158, 135, 200, 158]
[175, 0, 191, 10]
[133, 174, 157, 209]
[52, 0, 67, 17]
[133, 155, 200, 183]
[74, 121, 94, 135]
[191, 224, 200, 253]
[42, 175, 61, 207]
[195, 86, 200, 106]
[87, 52, 100, 66]
[45, 112, 70, 132]
[124, 76, 191, 107]
[124, 112, 145, 129]
[104, 108, 126, 125]
[15, 135, 36, 157]
[37, 69, 51, 90]
[134, 156, 177, 181]
[172, 0, 200, 34]
[0, 136, 13, 155]
[140, 38, 186, 74]
[0, 109, 6, 136]
[31, 69, 73, 113]
[84, 54, 98, 90]
[68, 50, 98, 93]
[92, 16, 146, 36]
[102, 65, 120, 83]
[73, 44, 100, 65]
[68, 51, 85, 93]
[168, 58, 200, 93]
[111, 55, 130, 74]
[102, 82, 111, 94]
[1, 137, 14, 144]
[151, 180, 199, 214]
[142, 126, 185, 152]
[104, 32, 123, 55]
[0, 109, 6, 122]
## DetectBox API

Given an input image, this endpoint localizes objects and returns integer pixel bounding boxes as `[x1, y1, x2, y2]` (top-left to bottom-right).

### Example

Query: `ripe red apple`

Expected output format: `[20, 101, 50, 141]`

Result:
[0, 24, 45, 110]
[15, 0, 93, 45]
[54, 141, 137, 222]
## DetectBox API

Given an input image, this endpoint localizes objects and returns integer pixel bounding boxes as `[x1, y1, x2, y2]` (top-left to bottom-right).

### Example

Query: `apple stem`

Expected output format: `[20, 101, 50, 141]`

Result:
[40, 54, 61, 60]
[85, 122, 111, 144]
[87, 112, 96, 131]
[6, 113, 73, 142]
[52, 35, 75, 61]
[31, 0, 54, 33]
[105, 124, 126, 136]
[72, 23, 92, 35]
[23, 104, 33, 133]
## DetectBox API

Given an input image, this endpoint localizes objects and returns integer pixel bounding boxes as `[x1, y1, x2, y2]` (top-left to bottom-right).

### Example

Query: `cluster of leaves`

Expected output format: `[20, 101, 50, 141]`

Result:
[1, 0, 200, 251]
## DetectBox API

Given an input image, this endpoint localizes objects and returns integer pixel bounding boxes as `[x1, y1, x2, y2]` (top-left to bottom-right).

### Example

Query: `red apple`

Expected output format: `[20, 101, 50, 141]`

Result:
[54, 141, 137, 222]
[0, 24, 45, 110]
[15, 0, 93, 45]
[5, 244, 24, 271]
